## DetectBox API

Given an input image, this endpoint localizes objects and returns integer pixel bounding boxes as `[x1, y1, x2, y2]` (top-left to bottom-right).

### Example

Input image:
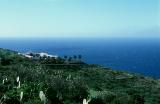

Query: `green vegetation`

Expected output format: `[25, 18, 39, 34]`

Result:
[0, 48, 160, 104]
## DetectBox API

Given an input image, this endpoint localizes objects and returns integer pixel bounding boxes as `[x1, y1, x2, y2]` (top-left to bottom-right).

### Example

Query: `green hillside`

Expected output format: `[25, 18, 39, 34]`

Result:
[0, 49, 160, 104]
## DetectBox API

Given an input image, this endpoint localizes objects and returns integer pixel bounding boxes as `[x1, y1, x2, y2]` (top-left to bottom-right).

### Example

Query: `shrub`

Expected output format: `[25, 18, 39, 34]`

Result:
[89, 98, 105, 104]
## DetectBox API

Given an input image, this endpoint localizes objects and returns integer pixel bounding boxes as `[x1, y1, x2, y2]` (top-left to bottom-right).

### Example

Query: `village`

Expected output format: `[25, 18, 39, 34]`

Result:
[19, 51, 84, 65]
[20, 52, 58, 60]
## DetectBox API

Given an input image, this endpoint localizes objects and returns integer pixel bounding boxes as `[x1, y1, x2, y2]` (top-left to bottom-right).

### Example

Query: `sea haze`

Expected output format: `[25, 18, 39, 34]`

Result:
[0, 38, 160, 78]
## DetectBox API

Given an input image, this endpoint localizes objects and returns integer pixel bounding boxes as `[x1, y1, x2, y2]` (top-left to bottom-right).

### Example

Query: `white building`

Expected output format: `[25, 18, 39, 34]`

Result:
[24, 54, 33, 59]
[23, 52, 58, 59]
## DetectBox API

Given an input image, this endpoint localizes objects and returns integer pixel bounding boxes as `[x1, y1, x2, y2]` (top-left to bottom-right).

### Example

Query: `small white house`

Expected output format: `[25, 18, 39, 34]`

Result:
[39, 53, 48, 57]
[24, 54, 33, 59]
[39, 52, 58, 59]
[47, 55, 58, 59]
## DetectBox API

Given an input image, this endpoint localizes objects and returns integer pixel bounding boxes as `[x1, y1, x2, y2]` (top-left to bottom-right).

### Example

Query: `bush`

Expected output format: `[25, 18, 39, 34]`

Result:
[89, 98, 105, 104]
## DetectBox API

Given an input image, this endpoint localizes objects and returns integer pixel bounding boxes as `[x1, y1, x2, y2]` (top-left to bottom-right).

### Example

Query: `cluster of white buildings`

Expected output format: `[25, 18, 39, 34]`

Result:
[20, 52, 58, 60]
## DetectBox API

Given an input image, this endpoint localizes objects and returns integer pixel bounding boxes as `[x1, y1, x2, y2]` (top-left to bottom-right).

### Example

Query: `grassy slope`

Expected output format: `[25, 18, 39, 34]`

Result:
[0, 48, 160, 104]
[62, 65, 160, 104]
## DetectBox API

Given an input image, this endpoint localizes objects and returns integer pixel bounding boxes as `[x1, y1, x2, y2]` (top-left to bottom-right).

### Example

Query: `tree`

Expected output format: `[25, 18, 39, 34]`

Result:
[1, 58, 13, 66]
[64, 55, 68, 61]
[68, 57, 72, 62]
[78, 55, 82, 61]
[73, 55, 77, 61]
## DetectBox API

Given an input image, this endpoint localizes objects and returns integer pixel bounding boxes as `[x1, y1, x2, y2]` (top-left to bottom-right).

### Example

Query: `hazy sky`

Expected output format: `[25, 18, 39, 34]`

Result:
[0, 0, 159, 38]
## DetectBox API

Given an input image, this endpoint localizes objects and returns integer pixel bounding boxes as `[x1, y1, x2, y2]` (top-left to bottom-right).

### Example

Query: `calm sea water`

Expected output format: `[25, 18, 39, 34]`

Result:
[0, 38, 160, 78]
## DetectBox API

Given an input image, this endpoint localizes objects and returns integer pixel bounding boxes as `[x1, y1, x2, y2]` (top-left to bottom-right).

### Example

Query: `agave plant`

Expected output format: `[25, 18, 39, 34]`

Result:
[39, 91, 46, 104]
[20, 91, 23, 101]
[83, 98, 91, 104]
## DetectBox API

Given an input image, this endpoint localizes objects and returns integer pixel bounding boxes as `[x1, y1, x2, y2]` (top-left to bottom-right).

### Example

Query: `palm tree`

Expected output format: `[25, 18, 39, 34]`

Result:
[78, 55, 82, 61]
[64, 55, 68, 61]
[73, 55, 77, 62]
[68, 57, 72, 62]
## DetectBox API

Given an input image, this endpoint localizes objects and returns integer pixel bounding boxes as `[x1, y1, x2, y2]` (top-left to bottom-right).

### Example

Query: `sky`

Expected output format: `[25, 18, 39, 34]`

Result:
[0, 0, 159, 38]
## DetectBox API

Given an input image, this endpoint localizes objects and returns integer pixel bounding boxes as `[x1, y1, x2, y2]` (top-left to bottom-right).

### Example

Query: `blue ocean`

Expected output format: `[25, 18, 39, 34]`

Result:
[0, 38, 160, 78]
